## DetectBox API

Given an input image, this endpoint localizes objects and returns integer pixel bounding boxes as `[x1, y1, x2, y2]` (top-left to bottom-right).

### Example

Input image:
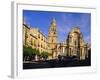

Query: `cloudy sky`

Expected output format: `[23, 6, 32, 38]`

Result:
[23, 10, 91, 43]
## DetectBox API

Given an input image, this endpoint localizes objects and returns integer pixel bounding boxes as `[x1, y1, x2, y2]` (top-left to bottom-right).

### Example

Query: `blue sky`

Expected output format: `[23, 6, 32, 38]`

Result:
[23, 10, 91, 43]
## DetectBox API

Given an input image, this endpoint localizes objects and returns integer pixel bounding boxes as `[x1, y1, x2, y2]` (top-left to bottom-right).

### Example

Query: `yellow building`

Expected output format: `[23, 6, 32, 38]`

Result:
[23, 23, 30, 46]
[56, 27, 89, 60]
[29, 28, 38, 49]
[23, 23, 49, 54]
[56, 42, 67, 57]
[66, 27, 89, 60]
[37, 29, 48, 53]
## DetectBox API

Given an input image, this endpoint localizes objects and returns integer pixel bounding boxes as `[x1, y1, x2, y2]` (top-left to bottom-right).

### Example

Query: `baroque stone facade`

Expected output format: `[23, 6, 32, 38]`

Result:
[23, 18, 90, 60]
[66, 27, 89, 60]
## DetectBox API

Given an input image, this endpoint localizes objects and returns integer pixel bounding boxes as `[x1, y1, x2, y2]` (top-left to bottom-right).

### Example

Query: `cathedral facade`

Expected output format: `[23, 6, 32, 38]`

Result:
[66, 27, 89, 60]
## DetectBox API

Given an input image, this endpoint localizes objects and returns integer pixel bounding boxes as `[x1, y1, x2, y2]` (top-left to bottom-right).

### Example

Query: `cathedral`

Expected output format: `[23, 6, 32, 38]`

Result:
[48, 18, 90, 60]
[23, 18, 90, 61]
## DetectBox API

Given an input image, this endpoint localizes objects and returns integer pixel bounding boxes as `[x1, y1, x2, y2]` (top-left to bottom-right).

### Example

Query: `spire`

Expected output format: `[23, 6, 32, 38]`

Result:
[52, 17, 56, 23]
[48, 17, 57, 37]
[51, 17, 56, 27]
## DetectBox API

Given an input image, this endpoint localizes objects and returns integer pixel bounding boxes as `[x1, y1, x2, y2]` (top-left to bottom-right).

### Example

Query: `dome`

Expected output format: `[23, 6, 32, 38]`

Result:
[71, 27, 81, 34]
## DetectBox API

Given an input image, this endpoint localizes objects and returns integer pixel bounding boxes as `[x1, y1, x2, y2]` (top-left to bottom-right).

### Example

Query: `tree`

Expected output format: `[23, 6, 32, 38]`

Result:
[30, 48, 36, 61]
[23, 45, 45, 61]
[41, 52, 49, 60]
[31, 48, 40, 61]
[23, 45, 34, 61]
[36, 49, 40, 56]
[23, 45, 28, 61]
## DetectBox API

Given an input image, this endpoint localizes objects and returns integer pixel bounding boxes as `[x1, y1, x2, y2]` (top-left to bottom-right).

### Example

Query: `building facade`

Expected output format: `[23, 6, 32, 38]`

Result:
[66, 27, 89, 60]
[23, 23, 31, 46]
[56, 42, 67, 57]
[23, 23, 49, 54]
[37, 30, 48, 53]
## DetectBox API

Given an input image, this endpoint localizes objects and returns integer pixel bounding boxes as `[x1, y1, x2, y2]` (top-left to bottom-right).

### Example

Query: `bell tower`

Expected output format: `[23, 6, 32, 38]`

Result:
[48, 18, 57, 58]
